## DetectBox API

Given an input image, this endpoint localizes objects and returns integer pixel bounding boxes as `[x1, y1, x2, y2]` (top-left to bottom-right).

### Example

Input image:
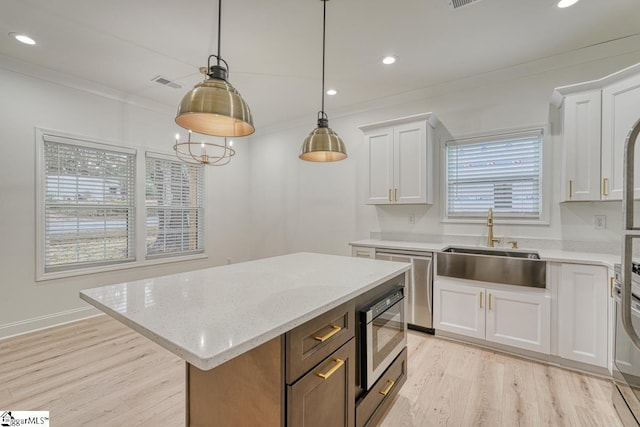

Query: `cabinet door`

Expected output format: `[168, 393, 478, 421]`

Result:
[562, 91, 602, 201]
[366, 128, 394, 204]
[485, 288, 550, 354]
[558, 263, 608, 367]
[288, 339, 355, 427]
[394, 121, 428, 204]
[433, 279, 484, 339]
[602, 73, 640, 200]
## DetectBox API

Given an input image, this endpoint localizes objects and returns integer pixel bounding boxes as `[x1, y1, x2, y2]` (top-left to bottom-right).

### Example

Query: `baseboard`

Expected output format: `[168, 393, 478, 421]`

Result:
[0, 306, 101, 340]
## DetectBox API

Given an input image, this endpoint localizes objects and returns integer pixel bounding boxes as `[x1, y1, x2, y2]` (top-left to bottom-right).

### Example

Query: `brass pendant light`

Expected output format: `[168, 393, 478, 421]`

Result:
[299, 0, 347, 162]
[175, 0, 254, 138]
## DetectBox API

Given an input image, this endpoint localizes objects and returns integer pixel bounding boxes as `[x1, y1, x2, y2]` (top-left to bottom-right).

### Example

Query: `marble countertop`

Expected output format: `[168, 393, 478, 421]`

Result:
[80, 252, 411, 371]
[350, 239, 621, 268]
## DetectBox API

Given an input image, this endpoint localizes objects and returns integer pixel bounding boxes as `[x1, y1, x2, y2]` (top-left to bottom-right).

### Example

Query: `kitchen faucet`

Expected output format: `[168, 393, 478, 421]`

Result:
[486, 208, 500, 247]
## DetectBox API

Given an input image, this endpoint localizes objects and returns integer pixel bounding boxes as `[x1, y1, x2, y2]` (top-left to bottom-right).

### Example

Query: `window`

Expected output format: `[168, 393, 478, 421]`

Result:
[41, 133, 136, 273]
[145, 154, 204, 259]
[37, 130, 207, 280]
[445, 129, 543, 220]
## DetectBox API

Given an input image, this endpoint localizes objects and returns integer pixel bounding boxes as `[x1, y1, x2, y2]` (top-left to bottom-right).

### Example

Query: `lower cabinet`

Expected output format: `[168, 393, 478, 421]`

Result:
[287, 339, 356, 427]
[356, 348, 408, 427]
[434, 277, 551, 354]
[556, 263, 608, 367]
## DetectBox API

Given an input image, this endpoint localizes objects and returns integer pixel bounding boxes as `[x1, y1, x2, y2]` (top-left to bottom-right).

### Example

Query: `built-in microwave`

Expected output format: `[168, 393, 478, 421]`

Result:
[359, 287, 407, 390]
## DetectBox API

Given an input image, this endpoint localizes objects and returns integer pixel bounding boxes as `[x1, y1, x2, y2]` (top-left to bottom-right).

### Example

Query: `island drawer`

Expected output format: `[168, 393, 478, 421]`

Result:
[286, 301, 355, 383]
[356, 347, 407, 427]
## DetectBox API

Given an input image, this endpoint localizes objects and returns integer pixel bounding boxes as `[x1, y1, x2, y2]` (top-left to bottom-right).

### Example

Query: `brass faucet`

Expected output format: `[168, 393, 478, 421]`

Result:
[486, 208, 500, 247]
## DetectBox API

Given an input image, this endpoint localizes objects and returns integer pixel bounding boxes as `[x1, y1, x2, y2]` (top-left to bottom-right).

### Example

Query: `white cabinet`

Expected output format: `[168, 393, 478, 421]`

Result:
[561, 91, 602, 201]
[602, 72, 640, 200]
[350, 246, 375, 259]
[433, 279, 484, 339]
[434, 277, 550, 354]
[556, 263, 608, 368]
[553, 63, 640, 201]
[485, 288, 550, 353]
[359, 113, 437, 205]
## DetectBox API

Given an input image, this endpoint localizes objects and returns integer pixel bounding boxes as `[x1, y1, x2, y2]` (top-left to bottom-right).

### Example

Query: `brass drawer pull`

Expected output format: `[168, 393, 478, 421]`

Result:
[388, 189, 392, 202]
[355, 251, 370, 258]
[394, 188, 398, 202]
[314, 325, 341, 342]
[603, 178, 609, 197]
[480, 291, 483, 309]
[379, 379, 395, 396]
[316, 358, 344, 379]
[489, 293, 493, 311]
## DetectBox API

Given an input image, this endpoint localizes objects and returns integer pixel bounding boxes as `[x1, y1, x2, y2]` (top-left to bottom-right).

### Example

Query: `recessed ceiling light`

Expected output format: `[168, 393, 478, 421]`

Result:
[9, 32, 36, 45]
[326, 89, 337, 96]
[382, 56, 397, 65]
[557, 0, 579, 8]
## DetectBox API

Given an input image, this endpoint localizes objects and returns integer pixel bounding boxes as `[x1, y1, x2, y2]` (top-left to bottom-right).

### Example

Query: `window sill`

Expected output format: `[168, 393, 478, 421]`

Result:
[36, 252, 208, 282]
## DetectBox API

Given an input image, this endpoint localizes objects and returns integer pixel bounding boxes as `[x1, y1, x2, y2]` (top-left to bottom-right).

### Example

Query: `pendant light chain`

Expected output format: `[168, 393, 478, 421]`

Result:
[321, 0, 326, 116]
[217, 0, 222, 68]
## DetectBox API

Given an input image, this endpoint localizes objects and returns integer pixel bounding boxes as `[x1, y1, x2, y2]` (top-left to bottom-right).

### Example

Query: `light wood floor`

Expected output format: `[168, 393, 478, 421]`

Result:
[0, 315, 623, 426]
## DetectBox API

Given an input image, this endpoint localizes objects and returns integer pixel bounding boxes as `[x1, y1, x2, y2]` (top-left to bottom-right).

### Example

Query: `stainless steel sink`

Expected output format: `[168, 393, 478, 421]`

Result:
[437, 246, 546, 288]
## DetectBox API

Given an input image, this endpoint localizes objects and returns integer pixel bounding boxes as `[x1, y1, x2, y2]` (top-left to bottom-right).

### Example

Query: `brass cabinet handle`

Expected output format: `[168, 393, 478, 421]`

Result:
[480, 291, 483, 309]
[569, 180, 573, 200]
[355, 251, 370, 258]
[488, 293, 493, 311]
[610, 276, 614, 298]
[316, 358, 344, 379]
[314, 325, 341, 342]
[394, 188, 398, 202]
[379, 379, 396, 396]
[388, 189, 392, 202]
[603, 178, 609, 197]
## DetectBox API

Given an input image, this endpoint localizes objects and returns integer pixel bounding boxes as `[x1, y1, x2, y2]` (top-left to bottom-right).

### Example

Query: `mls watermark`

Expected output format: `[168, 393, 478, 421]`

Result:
[1, 411, 49, 426]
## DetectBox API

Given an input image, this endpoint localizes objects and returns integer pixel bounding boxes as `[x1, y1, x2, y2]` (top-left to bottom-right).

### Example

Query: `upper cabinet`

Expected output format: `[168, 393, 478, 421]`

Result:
[602, 73, 640, 200]
[553, 63, 640, 201]
[358, 113, 438, 205]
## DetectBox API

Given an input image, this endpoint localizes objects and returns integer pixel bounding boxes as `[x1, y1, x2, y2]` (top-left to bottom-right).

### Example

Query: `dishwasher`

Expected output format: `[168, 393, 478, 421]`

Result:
[375, 249, 433, 333]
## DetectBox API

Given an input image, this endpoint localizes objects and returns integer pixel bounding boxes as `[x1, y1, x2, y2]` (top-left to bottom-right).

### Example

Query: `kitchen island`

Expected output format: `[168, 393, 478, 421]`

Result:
[80, 252, 411, 426]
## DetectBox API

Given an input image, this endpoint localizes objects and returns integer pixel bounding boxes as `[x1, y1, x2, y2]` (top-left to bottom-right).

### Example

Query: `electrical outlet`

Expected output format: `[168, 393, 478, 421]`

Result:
[594, 215, 606, 230]
[409, 214, 415, 224]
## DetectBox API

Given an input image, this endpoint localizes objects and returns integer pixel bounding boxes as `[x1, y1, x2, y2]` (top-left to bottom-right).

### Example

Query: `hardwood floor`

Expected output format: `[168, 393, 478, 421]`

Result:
[0, 316, 623, 426]
[381, 331, 622, 427]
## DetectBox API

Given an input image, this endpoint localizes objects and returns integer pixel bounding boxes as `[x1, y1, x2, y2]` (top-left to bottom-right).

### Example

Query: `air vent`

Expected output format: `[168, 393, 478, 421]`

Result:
[448, 0, 483, 9]
[151, 75, 181, 89]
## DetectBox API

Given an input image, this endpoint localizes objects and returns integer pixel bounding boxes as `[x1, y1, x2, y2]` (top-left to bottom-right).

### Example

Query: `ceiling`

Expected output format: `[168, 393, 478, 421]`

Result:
[1, 0, 639, 131]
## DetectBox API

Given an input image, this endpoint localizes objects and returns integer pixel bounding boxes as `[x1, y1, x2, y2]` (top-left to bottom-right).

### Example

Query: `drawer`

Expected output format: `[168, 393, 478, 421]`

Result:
[286, 301, 355, 383]
[356, 347, 407, 427]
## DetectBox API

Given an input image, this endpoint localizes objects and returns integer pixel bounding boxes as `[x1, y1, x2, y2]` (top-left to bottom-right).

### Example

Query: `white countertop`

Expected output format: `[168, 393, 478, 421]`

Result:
[80, 252, 411, 371]
[350, 239, 621, 268]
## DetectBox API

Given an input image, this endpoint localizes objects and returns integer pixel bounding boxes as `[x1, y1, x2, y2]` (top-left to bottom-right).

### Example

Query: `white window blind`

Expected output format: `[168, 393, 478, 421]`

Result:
[145, 155, 204, 259]
[445, 129, 543, 219]
[42, 134, 136, 273]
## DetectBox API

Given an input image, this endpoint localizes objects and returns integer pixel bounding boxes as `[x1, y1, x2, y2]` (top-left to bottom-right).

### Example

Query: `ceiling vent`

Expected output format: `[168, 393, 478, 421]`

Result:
[151, 75, 181, 89]
[448, 0, 483, 10]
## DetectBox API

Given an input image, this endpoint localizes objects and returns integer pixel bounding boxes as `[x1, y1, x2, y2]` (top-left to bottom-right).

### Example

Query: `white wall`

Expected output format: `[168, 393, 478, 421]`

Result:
[0, 66, 253, 338]
[250, 37, 640, 259]
[3, 36, 640, 339]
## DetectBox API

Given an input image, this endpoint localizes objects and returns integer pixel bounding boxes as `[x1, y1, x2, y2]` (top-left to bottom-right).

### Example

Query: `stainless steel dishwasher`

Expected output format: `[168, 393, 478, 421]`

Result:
[375, 249, 433, 333]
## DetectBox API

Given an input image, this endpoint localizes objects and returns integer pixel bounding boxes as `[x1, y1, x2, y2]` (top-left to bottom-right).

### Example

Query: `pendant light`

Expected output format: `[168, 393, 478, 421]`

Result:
[299, 0, 347, 162]
[175, 0, 254, 138]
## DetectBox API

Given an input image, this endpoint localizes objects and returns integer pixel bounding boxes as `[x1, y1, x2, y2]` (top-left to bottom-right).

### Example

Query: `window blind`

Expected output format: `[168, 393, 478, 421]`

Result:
[445, 130, 542, 219]
[145, 155, 204, 259]
[43, 135, 136, 272]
